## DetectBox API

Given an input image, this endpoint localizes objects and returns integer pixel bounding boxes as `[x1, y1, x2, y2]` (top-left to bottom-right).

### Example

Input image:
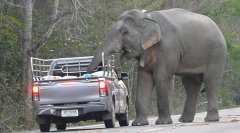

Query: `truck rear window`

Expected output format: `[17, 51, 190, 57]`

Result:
[52, 62, 103, 77]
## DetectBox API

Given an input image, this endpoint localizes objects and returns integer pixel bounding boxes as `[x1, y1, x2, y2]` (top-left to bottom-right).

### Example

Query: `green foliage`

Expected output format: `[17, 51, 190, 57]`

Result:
[224, 0, 240, 16]
[219, 87, 235, 107]
[201, 0, 240, 17]
[0, 15, 22, 82]
[145, 0, 165, 11]
[0, 16, 19, 49]
[0, 15, 31, 132]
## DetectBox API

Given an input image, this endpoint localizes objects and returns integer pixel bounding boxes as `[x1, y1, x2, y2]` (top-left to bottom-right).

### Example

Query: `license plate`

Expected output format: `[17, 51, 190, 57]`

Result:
[61, 109, 78, 117]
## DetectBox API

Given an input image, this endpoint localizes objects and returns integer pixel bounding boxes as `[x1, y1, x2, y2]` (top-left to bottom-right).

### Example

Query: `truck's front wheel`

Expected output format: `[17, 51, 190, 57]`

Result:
[56, 123, 66, 130]
[39, 123, 50, 132]
[104, 101, 116, 128]
[119, 105, 129, 126]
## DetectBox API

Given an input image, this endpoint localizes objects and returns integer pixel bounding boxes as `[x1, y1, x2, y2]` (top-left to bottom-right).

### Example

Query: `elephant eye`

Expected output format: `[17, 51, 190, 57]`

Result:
[120, 28, 128, 35]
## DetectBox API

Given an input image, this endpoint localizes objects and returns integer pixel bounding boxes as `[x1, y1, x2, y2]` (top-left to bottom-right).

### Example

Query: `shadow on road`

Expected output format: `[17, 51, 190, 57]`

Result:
[50, 127, 105, 132]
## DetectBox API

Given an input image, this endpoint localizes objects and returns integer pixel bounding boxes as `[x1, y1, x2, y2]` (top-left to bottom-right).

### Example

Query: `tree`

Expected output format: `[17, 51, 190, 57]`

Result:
[22, 0, 33, 98]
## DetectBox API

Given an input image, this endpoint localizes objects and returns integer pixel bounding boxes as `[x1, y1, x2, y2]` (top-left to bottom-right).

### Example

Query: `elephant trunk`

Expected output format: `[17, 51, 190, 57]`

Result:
[88, 28, 122, 73]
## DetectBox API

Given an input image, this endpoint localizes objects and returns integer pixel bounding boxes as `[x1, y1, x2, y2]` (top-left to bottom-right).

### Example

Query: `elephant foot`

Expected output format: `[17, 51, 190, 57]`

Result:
[178, 115, 194, 123]
[132, 117, 149, 126]
[204, 113, 219, 122]
[155, 117, 172, 125]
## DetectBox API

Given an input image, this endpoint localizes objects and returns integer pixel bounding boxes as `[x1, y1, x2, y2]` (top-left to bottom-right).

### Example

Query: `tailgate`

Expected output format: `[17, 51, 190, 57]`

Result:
[38, 79, 99, 105]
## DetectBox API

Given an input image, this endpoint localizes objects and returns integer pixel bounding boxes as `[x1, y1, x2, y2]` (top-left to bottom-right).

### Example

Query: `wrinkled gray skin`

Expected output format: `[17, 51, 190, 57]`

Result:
[88, 8, 227, 126]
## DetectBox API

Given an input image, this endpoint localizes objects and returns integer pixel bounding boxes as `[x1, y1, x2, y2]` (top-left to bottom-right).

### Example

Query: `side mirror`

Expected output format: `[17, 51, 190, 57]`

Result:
[120, 72, 130, 80]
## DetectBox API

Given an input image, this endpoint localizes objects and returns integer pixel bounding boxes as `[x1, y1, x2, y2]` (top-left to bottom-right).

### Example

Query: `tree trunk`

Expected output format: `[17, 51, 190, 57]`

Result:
[22, 0, 33, 98]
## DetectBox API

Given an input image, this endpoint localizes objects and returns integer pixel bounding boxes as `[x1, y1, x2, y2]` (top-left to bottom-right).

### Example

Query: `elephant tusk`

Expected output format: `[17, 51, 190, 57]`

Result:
[125, 49, 132, 53]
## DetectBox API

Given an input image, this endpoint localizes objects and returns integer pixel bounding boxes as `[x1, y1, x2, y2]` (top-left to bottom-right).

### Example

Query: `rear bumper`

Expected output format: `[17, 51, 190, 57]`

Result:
[36, 102, 109, 116]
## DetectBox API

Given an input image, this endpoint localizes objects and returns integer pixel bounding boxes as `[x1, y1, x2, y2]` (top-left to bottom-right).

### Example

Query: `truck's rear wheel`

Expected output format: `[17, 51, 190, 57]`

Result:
[119, 105, 129, 126]
[104, 101, 116, 128]
[56, 123, 66, 130]
[39, 123, 50, 132]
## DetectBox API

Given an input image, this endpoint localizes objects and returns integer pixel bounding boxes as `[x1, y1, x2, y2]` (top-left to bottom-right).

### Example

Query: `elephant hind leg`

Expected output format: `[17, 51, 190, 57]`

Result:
[203, 52, 225, 122]
[179, 75, 202, 123]
[203, 73, 222, 122]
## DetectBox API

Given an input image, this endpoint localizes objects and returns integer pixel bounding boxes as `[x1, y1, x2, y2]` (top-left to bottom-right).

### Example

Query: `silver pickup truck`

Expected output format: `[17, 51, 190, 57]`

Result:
[31, 55, 130, 132]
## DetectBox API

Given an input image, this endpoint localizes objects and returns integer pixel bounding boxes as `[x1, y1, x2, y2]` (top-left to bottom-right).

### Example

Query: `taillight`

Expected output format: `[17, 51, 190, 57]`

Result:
[32, 84, 40, 101]
[98, 80, 108, 97]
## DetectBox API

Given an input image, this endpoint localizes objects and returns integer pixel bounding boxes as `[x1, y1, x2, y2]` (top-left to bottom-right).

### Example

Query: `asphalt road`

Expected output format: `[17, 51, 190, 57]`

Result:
[26, 107, 240, 133]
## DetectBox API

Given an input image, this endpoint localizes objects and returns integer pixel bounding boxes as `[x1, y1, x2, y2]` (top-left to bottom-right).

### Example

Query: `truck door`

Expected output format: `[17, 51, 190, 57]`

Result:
[117, 80, 127, 113]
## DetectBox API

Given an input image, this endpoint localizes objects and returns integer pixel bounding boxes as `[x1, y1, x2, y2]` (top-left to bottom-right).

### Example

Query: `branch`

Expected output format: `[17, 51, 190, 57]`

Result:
[31, 12, 71, 53]
[0, 121, 14, 132]
[71, 0, 93, 14]
[70, 0, 88, 30]
[76, 0, 92, 14]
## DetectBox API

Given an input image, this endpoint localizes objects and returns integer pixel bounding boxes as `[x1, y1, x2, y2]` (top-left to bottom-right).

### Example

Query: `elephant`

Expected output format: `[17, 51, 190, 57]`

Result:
[87, 8, 227, 126]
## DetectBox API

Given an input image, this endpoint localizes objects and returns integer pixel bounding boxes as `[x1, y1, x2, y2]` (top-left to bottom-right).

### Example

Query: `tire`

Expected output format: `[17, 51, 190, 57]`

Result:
[56, 123, 66, 130]
[39, 123, 50, 132]
[104, 100, 116, 128]
[119, 105, 129, 126]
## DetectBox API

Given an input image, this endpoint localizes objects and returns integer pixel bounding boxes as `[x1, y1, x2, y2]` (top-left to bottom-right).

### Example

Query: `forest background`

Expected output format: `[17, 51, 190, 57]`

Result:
[0, 0, 240, 132]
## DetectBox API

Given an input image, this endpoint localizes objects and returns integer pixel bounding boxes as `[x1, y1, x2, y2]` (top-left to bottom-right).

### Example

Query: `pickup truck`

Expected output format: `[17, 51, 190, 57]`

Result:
[31, 55, 130, 132]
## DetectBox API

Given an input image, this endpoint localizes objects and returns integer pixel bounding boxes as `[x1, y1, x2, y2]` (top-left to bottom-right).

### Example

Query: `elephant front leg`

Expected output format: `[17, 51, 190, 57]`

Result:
[155, 76, 173, 125]
[132, 67, 154, 126]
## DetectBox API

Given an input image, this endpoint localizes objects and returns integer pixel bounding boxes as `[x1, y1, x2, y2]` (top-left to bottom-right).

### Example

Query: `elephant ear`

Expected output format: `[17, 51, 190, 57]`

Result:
[140, 14, 162, 50]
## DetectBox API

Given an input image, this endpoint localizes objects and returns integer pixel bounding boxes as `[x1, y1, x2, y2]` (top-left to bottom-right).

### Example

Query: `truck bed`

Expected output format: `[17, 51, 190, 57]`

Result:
[36, 78, 100, 105]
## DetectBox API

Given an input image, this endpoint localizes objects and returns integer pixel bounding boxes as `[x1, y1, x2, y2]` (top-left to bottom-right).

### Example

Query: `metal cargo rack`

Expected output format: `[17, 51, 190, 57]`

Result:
[31, 53, 116, 81]
[31, 57, 54, 81]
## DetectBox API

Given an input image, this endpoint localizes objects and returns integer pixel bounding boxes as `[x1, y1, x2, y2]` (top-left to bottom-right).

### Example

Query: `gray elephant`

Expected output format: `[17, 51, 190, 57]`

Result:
[88, 8, 227, 126]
